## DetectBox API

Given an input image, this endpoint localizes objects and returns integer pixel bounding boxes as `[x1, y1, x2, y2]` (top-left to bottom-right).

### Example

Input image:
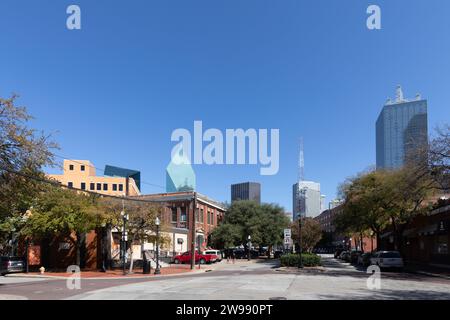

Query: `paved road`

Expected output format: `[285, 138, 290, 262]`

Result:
[2, 255, 450, 300]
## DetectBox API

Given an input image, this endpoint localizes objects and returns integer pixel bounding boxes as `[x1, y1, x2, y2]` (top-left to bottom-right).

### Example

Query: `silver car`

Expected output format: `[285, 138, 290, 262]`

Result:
[0, 256, 26, 276]
[370, 251, 404, 270]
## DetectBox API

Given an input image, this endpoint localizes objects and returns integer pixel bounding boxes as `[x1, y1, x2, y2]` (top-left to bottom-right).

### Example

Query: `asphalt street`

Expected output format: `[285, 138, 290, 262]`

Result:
[1, 255, 450, 300]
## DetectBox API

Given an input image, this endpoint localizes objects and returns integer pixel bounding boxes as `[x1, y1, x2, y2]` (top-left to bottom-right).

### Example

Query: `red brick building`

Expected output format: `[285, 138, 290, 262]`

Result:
[22, 191, 226, 271]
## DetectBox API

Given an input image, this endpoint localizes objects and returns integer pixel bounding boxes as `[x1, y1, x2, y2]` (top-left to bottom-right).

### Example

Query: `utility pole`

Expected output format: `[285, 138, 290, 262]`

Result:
[190, 192, 197, 270]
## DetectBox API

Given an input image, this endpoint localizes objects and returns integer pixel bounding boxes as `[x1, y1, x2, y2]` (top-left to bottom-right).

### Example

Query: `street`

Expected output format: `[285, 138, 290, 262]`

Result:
[1, 255, 450, 300]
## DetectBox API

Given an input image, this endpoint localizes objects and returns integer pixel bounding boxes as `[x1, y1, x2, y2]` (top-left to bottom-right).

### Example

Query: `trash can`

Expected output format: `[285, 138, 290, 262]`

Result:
[142, 250, 152, 274]
[143, 260, 151, 274]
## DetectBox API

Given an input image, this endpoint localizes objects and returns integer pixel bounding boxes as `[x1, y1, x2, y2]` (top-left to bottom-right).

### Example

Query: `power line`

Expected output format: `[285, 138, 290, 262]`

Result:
[0, 165, 162, 204]
[52, 153, 165, 190]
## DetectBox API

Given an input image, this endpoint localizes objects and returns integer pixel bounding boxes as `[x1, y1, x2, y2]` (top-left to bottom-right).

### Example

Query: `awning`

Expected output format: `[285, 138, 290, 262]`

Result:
[402, 228, 417, 237]
[379, 231, 393, 239]
[418, 224, 438, 236]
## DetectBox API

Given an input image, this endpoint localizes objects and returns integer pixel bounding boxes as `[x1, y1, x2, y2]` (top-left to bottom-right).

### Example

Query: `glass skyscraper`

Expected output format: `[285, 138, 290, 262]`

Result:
[231, 182, 261, 204]
[376, 86, 428, 169]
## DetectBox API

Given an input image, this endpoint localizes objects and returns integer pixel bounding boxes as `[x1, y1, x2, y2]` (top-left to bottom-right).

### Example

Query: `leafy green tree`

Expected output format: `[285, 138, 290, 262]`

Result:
[0, 95, 57, 251]
[337, 164, 436, 252]
[209, 201, 290, 255]
[21, 186, 100, 266]
[291, 218, 322, 253]
[97, 198, 169, 272]
[210, 223, 242, 249]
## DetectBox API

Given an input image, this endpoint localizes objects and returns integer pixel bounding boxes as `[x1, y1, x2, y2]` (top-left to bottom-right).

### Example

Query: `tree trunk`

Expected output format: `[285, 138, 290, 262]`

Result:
[75, 233, 81, 267]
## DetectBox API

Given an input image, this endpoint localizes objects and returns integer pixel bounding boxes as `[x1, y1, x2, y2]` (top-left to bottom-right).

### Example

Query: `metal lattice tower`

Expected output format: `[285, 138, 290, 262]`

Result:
[298, 137, 304, 182]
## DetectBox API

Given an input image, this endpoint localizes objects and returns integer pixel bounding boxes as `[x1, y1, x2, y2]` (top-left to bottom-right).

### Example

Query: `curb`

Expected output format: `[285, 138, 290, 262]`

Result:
[5, 268, 211, 281]
[407, 270, 450, 280]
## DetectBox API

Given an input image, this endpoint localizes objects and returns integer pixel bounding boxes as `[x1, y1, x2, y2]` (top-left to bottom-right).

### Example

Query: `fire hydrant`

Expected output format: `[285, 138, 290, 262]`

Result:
[39, 266, 45, 274]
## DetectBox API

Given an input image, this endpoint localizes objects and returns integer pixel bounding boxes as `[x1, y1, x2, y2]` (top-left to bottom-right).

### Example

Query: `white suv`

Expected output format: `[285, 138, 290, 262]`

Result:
[204, 250, 222, 262]
[370, 251, 404, 270]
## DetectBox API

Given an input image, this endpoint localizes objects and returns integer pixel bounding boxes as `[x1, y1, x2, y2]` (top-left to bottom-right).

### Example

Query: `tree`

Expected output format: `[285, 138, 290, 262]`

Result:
[336, 163, 437, 252]
[291, 218, 322, 253]
[209, 201, 290, 255]
[0, 95, 57, 251]
[335, 171, 392, 248]
[21, 186, 100, 266]
[97, 198, 169, 272]
[210, 224, 242, 249]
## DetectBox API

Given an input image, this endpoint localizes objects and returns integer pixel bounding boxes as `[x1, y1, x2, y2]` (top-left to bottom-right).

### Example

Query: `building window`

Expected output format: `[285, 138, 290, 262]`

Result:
[435, 235, 448, 254]
[97, 183, 102, 191]
[69, 165, 74, 171]
[68, 182, 73, 188]
[90, 183, 95, 190]
[112, 184, 117, 191]
[200, 208, 204, 223]
[118, 184, 123, 192]
[81, 182, 86, 190]
[207, 211, 211, 224]
[103, 183, 108, 191]
[180, 210, 187, 222]
[171, 207, 177, 222]
[81, 165, 85, 171]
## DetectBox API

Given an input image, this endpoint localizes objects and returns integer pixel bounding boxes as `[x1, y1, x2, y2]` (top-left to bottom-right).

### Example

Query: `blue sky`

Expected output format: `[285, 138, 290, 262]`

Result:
[1, 0, 449, 212]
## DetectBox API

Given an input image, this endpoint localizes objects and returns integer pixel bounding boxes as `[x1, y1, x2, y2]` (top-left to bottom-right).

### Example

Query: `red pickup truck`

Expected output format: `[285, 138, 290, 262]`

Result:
[173, 251, 216, 264]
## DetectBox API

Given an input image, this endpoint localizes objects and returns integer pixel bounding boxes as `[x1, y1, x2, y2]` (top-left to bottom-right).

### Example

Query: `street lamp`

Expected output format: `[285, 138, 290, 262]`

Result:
[100, 222, 107, 272]
[154, 216, 161, 275]
[247, 235, 252, 261]
[298, 217, 303, 269]
[120, 210, 129, 276]
[349, 238, 352, 251]
[369, 231, 374, 252]
[23, 210, 32, 273]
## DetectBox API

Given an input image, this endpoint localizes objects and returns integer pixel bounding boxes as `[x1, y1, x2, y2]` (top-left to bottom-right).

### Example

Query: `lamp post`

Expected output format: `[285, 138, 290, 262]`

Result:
[120, 210, 129, 276]
[154, 217, 161, 275]
[247, 235, 251, 261]
[298, 217, 303, 269]
[349, 238, 352, 251]
[23, 210, 31, 273]
[100, 222, 107, 272]
[370, 231, 374, 252]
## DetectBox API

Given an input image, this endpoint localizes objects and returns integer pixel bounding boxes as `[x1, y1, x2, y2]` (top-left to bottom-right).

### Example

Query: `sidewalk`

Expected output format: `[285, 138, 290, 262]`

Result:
[405, 262, 450, 280]
[6, 264, 210, 280]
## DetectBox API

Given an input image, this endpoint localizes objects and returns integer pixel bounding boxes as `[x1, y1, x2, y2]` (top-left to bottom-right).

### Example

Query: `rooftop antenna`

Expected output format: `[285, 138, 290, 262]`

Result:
[298, 137, 304, 182]
[396, 85, 405, 103]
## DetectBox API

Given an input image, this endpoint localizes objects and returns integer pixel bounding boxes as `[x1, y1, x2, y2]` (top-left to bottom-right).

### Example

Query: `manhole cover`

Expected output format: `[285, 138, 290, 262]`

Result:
[269, 297, 287, 300]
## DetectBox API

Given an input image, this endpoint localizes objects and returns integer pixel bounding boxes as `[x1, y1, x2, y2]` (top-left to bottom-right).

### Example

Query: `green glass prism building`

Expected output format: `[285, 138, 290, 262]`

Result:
[166, 148, 196, 192]
[376, 86, 428, 169]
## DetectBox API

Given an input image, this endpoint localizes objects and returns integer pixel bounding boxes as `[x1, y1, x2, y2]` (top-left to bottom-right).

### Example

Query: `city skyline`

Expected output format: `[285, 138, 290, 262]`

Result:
[1, 1, 449, 211]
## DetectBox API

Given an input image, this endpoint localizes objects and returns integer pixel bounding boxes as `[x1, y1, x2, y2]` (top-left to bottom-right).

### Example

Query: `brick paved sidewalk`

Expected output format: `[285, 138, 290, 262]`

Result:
[7, 264, 208, 279]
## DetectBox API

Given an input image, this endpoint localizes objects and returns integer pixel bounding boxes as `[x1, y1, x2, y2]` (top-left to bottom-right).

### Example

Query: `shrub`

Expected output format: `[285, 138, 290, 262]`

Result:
[280, 253, 322, 267]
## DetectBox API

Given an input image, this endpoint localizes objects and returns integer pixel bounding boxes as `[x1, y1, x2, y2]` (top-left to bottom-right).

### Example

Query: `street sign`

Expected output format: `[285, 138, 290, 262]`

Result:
[284, 229, 292, 248]
[284, 229, 291, 237]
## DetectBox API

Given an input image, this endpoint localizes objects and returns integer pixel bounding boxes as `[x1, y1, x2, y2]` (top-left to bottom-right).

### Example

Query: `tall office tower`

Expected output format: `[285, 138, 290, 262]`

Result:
[292, 138, 322, 220]
[376, 86, 428, 169]
[231, 182, 261, 204]
[292, 181, 321, 220]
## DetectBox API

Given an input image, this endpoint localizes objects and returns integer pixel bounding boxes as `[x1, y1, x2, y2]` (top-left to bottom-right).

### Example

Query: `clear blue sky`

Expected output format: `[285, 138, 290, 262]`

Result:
[1, 1, 449, 212]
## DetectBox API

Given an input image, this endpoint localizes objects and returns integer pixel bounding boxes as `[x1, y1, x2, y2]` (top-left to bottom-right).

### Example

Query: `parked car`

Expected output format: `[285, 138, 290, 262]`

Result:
[274, 250, 283, 259]
[0, 256, 26, 276]
[204, 250, 222, 262]
[350, 251, 363, 264]
[370, 251, 404, 270]
[334, 248, 345, 259]
[339, 251, 351, 262]
[357, 252, 373, 267]
[172, 251, 216, 265]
